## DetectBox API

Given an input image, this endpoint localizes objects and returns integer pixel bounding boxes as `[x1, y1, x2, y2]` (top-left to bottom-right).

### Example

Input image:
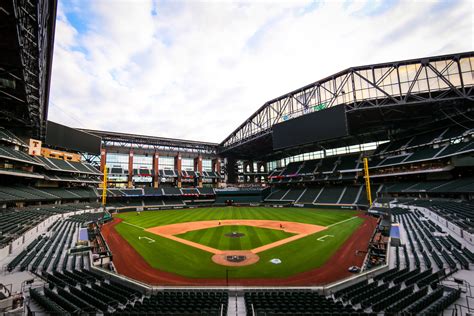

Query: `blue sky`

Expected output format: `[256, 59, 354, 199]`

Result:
[49, 0, 473, 142]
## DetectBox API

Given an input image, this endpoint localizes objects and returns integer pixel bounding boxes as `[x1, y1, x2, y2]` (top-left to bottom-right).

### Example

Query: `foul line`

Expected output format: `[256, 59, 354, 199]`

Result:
[327, 216, 358, 228]
[122, 221, 145, 230]
[317, 234, 334, 241]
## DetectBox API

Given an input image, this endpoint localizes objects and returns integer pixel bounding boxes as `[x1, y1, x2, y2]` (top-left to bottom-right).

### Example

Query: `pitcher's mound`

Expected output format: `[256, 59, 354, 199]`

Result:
[224, 232, 245, 238]
[212, 250, 259, 266]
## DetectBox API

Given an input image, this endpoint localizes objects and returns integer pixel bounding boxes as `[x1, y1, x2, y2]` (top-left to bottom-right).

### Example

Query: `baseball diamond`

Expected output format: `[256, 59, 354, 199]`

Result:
[100, 206, 376, 285]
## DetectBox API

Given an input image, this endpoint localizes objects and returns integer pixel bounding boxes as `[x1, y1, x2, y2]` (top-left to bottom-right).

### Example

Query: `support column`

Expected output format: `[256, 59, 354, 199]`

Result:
[212, 157, 221, 187]
[128, 150, 133, 188]
[262, 162, 268, 183]
[257, 162, 267, 183]
[249, 161, 255, 183]
[194, 155, 203, 188]
[153, 152, 159, 188]
[175, 153, 182, 188]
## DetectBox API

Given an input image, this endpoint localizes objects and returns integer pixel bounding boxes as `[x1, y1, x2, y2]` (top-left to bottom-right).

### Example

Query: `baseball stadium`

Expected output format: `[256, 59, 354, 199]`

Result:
[0, 1, 473, 315]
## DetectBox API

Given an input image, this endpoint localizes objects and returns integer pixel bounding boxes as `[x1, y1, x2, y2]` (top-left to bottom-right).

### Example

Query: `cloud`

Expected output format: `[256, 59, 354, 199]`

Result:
[49, 0, 473, 143]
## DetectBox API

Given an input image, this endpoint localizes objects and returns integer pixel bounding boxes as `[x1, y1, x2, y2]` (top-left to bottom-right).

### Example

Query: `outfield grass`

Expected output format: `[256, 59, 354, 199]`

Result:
[113, 207, 363, 279]
[176, 225, 295, 250]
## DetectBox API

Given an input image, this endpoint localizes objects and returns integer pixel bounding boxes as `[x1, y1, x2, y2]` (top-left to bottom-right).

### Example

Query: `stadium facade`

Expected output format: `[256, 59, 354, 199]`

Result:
[0, 1, 473, 315]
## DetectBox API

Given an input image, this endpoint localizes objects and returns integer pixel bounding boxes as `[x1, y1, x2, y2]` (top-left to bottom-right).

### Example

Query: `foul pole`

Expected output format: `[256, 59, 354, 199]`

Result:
[102, 165, 107, 207]
[363, 157, 372, 207]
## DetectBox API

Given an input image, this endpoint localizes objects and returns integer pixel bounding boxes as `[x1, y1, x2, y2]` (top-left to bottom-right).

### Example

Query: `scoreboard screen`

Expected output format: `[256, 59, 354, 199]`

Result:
[272, 104, 348, 150]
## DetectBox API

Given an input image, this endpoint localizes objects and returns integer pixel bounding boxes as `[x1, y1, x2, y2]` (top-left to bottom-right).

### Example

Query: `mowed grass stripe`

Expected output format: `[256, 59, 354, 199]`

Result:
[228, 225, 241, 250]
[177, 225, 296, 251]
[185, 226, 209, 243]
[209, 225, 225, 249]
[261, 225, 280, 244]
[245, 225, 263, 249]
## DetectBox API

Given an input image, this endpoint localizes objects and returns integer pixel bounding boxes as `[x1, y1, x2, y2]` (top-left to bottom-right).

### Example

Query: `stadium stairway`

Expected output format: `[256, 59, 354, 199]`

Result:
[227, 292, 247, 316]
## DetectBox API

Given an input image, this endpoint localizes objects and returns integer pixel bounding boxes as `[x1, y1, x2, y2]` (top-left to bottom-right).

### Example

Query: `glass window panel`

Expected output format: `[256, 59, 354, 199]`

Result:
[459, 57, 472, 72]
[159, 156, 175, 170]
[202, 159, 212, 172]
[448, 73, 462, 87]
[182, 158, 194, 171]
[462, 71, 474, 86]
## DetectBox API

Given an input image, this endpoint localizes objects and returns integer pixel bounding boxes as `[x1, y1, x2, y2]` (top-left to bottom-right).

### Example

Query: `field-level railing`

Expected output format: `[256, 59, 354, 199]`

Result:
[89, 253, 153, 294]
[322, 237, 391, 296]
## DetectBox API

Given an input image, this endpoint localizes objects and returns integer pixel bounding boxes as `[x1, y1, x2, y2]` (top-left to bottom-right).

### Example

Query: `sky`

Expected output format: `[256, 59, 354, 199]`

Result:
[49, 0, 473, 143]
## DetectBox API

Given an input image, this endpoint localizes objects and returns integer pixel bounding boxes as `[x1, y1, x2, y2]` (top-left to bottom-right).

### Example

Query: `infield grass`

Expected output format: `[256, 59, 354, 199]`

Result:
[113, 207, 364, 279]
[176, 225, 295, 250]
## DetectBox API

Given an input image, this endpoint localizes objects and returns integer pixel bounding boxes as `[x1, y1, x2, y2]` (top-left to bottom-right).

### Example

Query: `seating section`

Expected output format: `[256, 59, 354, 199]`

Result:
[36, 157, 102, 176]
[280, 162, 301, 176]
[315, 187, 344, 204]
[68, 161, 101, 175]
[143, 187, 163, 196]
[95, 186, 218, 209]
[393, 208, 471, 272]
[214, 188, 266, 204]
[202, 171, 221, 178]
[0, 128, 28, 146]
[269, 154, 362, 183]
[162, 187, 182, 195]
[181, 188, 198, 195]
[143, 199, 164, 207]
[162, 169, 177, 177]
[33, 274, 227, 316]
[377, 154, 410, 167]
[297, 160, 319, 175]
[374, 125, 472, 156]
[268, 169, 283, 178]
[119, 291, 227, 315]
[403, 146, 444, 163]
[317, 156, 338, 173]
[0, 186, 98, 203]
[122, 189, 144, 196]
[265, 189, 288, 201]
[0, 146, 43, 165]
[296, 187, 321, 204]
[267, 126, 472, 201]
[333, 208, 464, 314]
[163, 197, 185, 206]
[407, 199, 474, 233]
[0, 204, 100, 249]
[338, 186, 361, 204]
[198, 187, 215, 195]
[133, 168, 152, 175]
[109, 166, 125, 174]
[336, 154, 361, 171]
[245, 290, 357, 315]
[382, 178, 474, 195]
[4, 212, 103, 272]
[280, 188, 304, 201]
[265, 186, 364, 205]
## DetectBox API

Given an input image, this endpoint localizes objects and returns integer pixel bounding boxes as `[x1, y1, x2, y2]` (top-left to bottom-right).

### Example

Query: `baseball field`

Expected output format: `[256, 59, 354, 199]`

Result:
[101, 206, 376, 285]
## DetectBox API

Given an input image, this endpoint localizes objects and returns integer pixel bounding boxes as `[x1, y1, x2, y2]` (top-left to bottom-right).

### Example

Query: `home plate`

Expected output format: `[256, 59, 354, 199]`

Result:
[270, 258, 282, 264]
